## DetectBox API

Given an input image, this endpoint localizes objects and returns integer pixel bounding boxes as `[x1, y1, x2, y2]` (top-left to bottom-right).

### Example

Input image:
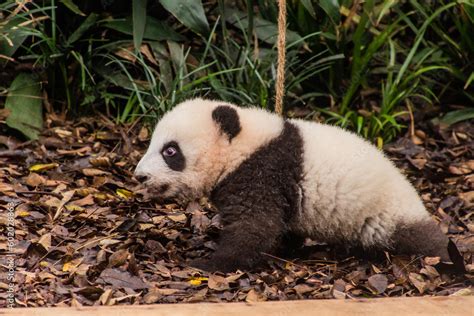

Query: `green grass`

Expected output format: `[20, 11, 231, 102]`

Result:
[0, 0, 473, 142]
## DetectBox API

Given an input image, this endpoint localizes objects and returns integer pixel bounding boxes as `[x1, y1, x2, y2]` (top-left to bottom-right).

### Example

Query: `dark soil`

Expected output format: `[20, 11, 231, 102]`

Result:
[0, 114, 472, 307]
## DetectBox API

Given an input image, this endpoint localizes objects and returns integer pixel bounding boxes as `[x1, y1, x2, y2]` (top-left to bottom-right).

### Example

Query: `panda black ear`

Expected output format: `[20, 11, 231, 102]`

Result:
[212, 105, 241, 141]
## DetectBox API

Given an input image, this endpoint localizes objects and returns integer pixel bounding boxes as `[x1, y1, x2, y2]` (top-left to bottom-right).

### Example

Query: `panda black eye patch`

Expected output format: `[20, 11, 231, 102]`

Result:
[161, 141, 185, 171]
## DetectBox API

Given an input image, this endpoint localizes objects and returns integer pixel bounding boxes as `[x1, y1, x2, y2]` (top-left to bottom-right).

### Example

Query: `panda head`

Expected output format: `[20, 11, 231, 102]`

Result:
[134, 98, 244, 201]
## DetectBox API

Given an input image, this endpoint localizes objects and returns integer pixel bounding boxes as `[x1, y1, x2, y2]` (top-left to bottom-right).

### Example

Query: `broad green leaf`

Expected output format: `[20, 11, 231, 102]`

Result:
[318, 0, 340, 24]
[133, 0, 147, 51]
[66, 13, 98, 46]
[300, 0, 316, 18]
[226, 9, 302, 45]
[0, 17, 30, 59]
[5, 73, 43, 140]
[104, 16, 184, 42]
[159, 0, 209, 35]
[59, 0, 85, 16]
[439, 108, 474, 126]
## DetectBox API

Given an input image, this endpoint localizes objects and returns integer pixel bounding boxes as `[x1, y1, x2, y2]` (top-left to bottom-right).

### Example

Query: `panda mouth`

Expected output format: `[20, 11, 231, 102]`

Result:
[147, 183, 170, 197]
[141, 181, 196, 205]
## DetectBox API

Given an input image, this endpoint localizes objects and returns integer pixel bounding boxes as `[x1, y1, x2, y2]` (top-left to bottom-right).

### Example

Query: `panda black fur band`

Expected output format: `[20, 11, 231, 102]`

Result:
[135, 98, 451, 272]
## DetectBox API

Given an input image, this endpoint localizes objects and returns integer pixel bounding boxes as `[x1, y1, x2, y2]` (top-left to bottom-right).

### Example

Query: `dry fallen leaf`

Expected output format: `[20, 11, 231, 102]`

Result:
[143, 289, 162, 304]
[53, 190, 75, 220]
[73, 194, 95, 206]
[368, 274, 388, 294]
[408, 157, 427, 170]
[4, 109, 471, 307]
[38, 233, 52, 250]
[63, 257, 83, 272]
[208, 274, 230, 291]
[114, 46, 137, 63]
[99, 288, 114, 305]
[448, 165, 471, 175]
[420, 265, 439, 279]
[108, 249, 129, 267]
[138, 126, 149, 142]
[140, 44, 158, 66]
[246, 289, 266, 302]
[409, 272, 427, 294]
[424, 256, 441, 266]
[294, 283, 314, 295]
[167, 213, 187, 222]
[331, 279, 346, 299]
[65, 204, 85, 213]
[82, 168, 109, 176]
[156, 288, 182, 295]
[89, 156, 111, 167]
[99, 268, 150, 290]
[450, 288, 472, 296]
[226, 273, 245, 283]
[458, 191, 474, 207]
[57, 146, 91, 155]
[25, 173, 46, 186]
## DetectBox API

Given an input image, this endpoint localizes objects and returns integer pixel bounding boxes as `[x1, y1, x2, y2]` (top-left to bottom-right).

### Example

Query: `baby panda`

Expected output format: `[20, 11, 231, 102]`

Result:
[135, 98, 451, 272]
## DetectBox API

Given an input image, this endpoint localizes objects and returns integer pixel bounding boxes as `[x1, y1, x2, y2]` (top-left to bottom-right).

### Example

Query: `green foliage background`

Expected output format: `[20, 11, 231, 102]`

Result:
[1, 0, 473, 143]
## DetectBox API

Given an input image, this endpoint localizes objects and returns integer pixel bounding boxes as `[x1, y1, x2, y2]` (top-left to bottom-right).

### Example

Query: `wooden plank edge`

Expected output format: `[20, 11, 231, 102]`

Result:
[1, 296, 473, 316]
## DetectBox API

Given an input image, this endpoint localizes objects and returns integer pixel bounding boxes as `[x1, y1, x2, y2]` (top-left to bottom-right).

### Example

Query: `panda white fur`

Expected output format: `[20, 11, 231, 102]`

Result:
[135, 98, 451, 272]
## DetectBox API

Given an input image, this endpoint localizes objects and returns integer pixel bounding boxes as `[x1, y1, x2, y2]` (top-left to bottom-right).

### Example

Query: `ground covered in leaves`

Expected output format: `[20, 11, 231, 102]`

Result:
[0, 113, 472, 307]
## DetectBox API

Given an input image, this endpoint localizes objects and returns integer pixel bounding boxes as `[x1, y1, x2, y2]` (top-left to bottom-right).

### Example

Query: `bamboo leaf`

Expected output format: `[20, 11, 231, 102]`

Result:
[159, 0, 209, 35]
[133, 0, 147, 51]
[66, 13, 98, 46]
[104, 16, 184, 42]
[318, 0, 340, 24]
[395, 2, 457, 86]
[226, 9, 302, 45]
[439, 108, 474, 126]
[59, 0, 85, 16]
[0, 17, 30, 59]
[300, 0, 316, 18]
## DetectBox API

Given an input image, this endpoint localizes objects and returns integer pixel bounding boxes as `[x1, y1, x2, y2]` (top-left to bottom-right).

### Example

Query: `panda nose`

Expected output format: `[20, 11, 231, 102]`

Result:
[135, 174, 150, 183]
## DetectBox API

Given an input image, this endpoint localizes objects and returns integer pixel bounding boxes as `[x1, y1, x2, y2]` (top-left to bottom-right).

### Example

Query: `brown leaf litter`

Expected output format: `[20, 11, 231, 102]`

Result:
[0, 116, 472, 307]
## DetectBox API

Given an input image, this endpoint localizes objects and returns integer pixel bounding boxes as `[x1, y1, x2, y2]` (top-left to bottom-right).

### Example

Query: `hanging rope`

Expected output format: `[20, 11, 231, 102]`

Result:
[275, 0, 286, 116]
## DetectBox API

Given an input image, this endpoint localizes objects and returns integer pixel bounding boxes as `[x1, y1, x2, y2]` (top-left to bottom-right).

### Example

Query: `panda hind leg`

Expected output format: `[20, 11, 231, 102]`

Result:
[391, 219, 450, 261]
